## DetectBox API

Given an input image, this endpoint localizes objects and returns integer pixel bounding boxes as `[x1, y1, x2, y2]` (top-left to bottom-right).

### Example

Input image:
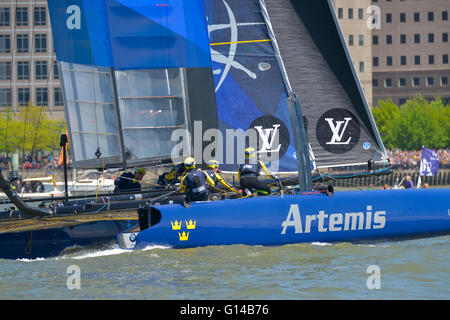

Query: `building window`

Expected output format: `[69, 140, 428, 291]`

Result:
[443, 33, 448, 43]
[400, 34, 407, 44]
[53, 62, 59, 80]
[427, 77, 434, 86]
[386, 35, 392, 44]
[414, 34, 421, 43]
[0, 88, 11, 107]
[386, 13, 392, 23]
[54, 87, 63, 106]
[385, 78, 392, 88]
[412, 77, 420, 87]
[429, 55, 435, 65]
[372, 79, 378, 87]
[0, 7, 10, 26]
[400, 13, 406, 22]
[428, 12, 434, 22]
[17, 88, 30, 106]
[358, 8, 364, 20]
[34, 34, 47, 53]
[359, 61, 365, 73]
[0, 34, 10, 53]
[442, 77, 449, 86]
[428, 33, 434, 43]
[415, 55, 421, 65]
[35, 61, 48, 80]
[443, 54, 449, 64]
[338, 8, 343, 19]
[16, 7, 28, 26]
[348, 8, 354, 19]
[359, 35, 364, 46]
[387, 56, 393, 66]
[34, 7, 46, 26]
[399, 78, 406, 87]
[36, 87, 48, 106]
[443, 11, 448, 21]
[16, 34, 28, 53]
[401, 56, 407, 65]
[373, 35, 379, 45]
[348, 34, 354, 46]
[414, 12, 420, 22]
[17, 61, 29, 80]
[373, 57, 379, 67]
[0, 61, 11, 80]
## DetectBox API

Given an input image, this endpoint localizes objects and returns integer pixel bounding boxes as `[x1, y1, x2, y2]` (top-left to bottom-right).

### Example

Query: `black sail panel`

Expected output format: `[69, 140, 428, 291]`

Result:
[263, 0, 388, 169]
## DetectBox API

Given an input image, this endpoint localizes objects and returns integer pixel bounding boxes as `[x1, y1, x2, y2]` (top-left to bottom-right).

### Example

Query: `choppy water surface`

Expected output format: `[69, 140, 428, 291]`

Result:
[0, 236, 448, 300]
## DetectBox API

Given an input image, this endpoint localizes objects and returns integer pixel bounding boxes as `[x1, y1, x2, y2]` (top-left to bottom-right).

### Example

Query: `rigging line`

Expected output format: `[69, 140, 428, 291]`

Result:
[4, 0, 20, 155]
[21, 0, 39, 179]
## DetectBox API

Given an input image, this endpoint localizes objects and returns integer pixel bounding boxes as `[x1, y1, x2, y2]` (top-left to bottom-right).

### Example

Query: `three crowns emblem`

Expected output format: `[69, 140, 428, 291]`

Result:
[171, 220, 197, 241]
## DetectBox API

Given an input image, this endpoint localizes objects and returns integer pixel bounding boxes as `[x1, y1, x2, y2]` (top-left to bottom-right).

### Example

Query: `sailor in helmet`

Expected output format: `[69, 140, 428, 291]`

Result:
[113, 168, 146, 193]
[157, 162, 185, 186]
[179, 157, 215, 201]
[205, 160, 240, 195]
[238, 147, 278, 195]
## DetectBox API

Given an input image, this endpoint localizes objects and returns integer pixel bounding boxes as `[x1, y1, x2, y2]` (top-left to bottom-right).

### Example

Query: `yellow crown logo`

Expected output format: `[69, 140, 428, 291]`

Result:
[186, 220, 196, 230]
[171, 220, 182, 230]
[179, 231, 189, 241]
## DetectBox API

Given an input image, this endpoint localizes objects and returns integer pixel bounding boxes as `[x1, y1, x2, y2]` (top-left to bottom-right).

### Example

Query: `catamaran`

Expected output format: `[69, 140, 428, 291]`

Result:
[0, 0, 448, 259]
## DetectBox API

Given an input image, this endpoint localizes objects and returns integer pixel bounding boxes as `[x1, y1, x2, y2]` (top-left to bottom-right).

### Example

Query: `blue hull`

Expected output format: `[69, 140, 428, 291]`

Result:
[119, 189, 450, 250]
[0, 220, 136, 260]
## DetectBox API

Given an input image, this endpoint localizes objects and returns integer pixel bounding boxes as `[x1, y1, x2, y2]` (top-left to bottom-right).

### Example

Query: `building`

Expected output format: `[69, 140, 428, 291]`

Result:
[332, 0, 373, 106]
[333, 0, 450, 106]
[0, 0, 64, 120]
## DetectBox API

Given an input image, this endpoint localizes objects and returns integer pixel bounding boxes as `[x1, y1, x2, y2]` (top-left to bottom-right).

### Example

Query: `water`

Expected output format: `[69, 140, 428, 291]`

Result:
[0, 236, 448, 300]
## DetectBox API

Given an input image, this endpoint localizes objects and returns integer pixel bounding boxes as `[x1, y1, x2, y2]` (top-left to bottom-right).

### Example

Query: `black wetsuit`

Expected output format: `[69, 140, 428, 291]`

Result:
[238, 163, 271, 194]
[113, 172, 141, 193]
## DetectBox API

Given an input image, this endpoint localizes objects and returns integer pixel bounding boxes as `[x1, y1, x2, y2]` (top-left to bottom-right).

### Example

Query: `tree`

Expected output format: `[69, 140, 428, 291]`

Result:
[372, 96, 449, 150]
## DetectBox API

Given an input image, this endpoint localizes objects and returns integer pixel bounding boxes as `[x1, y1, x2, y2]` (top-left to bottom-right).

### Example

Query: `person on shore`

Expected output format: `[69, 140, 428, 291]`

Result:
[403, 176, 414, 189]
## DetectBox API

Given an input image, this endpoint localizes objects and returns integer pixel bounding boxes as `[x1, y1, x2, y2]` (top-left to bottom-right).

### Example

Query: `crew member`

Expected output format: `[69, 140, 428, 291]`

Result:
[113, 168, 146, 193]
[179, 157, 215, 201]
[157, 163, 185, 186]
[238, 147, 278, 195]
[205, 160, 240, 195]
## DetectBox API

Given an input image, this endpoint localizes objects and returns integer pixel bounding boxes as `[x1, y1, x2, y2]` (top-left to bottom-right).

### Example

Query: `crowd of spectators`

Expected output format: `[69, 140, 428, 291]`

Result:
[0, 154, 72, 172]
[387, 149, 449, 170]
[0, 149, 449, 172]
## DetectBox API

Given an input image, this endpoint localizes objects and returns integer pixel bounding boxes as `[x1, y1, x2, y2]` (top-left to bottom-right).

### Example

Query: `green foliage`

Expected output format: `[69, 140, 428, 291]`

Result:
[372, 96, 450, 150]
[0, 103, 66, 156]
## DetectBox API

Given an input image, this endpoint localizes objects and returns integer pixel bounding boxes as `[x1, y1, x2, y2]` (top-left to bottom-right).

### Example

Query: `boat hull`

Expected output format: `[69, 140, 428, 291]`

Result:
[119, 189, 450, 249]
[0, 219, 136, 260]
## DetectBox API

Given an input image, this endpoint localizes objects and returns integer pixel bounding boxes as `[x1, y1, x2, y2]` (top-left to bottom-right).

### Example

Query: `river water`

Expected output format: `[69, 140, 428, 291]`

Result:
[0, 235, 448, 300]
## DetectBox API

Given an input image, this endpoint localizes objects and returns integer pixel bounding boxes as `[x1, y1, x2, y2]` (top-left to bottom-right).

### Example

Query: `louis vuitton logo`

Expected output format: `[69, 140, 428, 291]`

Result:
[325, 117, 352, 145]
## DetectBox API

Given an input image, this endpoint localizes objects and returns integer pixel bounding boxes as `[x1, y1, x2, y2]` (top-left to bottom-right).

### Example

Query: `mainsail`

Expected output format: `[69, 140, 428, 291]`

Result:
[48, 0, 387, 177]
[263, 0, 388, 169]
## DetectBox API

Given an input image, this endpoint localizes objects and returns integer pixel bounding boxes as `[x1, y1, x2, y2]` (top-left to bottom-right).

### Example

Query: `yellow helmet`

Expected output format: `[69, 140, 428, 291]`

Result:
[135, 168, 146, 175]
[184, 157, 196, 169]
[207, 159, 219, 169]
[244, 147, 256, 158]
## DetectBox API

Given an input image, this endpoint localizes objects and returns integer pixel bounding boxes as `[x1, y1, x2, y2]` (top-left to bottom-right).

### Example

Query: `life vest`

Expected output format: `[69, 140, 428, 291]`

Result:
[238, 163, 260, 178]
[183, 169, 210, 197]
[205, 169, 217, 183]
